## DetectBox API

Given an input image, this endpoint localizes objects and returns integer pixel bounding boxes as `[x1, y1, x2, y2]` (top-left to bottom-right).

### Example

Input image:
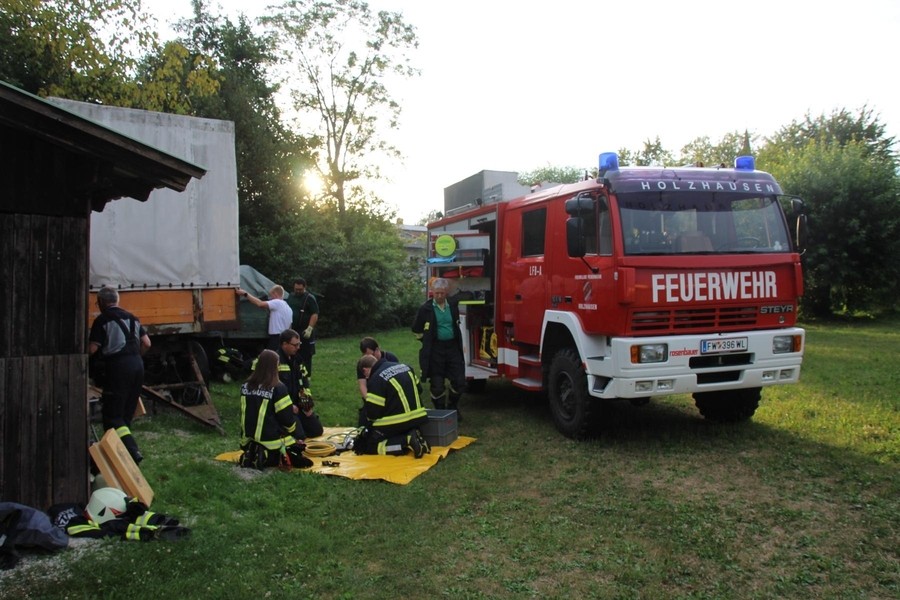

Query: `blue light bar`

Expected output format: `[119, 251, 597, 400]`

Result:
[599, 152, 620, 174]
[734, 155, 755, 171]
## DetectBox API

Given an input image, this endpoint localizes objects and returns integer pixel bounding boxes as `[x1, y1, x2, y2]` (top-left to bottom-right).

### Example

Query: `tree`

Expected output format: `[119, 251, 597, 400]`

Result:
[241, 203, 422, 333]
[418, 209, 444, 226]
[761, 106, 895, 163]
[263, 0, 419, 223]
[633, 136, 674, 166]
[518, 166, 588, 187]
[0, 0, 157, 102]
[758, 109, 900, 317]
[678, 131, 756, 167]
[130, 40, 220, 114]
[169, 3, 318, 272]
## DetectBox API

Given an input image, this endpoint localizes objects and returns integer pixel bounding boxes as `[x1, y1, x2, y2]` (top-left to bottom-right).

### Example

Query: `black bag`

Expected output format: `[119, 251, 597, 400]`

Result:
[283, 443, 313, 469]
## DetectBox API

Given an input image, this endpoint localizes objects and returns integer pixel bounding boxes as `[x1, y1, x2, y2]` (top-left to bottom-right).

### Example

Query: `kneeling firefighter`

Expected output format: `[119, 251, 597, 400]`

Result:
[239, 349, 311, 469]
[356, 354, 430, 458]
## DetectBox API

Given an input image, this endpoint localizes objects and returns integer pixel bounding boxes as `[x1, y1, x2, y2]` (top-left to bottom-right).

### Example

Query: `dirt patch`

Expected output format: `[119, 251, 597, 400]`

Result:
[0, 537, 107, 597]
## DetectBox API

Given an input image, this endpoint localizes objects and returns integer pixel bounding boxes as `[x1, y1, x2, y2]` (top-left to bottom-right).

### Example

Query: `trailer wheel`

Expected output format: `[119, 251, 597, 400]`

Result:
[548, 348, 593, 439]
[189, 341, 211, 386]
[693, 387, 761, 422]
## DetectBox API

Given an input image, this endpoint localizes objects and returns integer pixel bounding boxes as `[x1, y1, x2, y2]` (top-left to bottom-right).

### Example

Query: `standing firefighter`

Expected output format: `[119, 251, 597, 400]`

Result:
[412, 277, 466, 420]
[88, 286, 150, 464]
[288, 277, 319, 376]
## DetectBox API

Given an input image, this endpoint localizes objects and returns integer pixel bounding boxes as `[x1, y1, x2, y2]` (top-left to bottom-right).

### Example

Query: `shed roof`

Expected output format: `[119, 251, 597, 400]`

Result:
[0, 80, 206, 212]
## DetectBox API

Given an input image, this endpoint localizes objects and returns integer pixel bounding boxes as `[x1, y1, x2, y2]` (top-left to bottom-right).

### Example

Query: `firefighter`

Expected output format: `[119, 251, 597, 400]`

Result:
[412, 277, 466, 420]
[356, 355, 430, 458]
[288, 277, 319, 375]
[274, 328, 323, 439]
[239, 349, 305, 469]
[356, 336, 400, 424]
[88, 286, 151, 464]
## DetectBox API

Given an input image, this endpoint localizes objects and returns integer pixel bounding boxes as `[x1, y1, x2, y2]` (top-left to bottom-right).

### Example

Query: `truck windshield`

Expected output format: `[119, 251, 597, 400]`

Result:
[617, 192, 791, 255]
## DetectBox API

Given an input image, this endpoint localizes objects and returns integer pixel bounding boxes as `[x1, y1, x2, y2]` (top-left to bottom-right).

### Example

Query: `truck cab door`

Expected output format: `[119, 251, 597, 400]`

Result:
[501, 206, 548, 346]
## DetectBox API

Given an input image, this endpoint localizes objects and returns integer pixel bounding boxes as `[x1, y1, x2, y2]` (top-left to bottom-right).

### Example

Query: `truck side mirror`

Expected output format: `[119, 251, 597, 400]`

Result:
[566, 217, 586, 257]
[565, 193, 594, 216]
[781, 195, 808, 254]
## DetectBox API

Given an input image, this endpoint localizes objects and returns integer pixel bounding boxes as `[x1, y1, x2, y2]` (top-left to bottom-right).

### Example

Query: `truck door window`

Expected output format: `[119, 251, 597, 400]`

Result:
[522, 208, 547, 257]
[598, 199, 612, 255]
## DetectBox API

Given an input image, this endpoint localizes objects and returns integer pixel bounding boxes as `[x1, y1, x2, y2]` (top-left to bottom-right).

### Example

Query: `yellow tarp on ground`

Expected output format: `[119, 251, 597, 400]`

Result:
[215, 427, 476, 485]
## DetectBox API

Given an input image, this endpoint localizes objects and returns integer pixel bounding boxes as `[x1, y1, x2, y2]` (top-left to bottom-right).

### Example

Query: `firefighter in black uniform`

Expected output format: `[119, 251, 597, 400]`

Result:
[275, 329, 323, 439]
[239, 349, 304, 469]
[88, 286, 151, 464]
[288, 277, 319, 376]
[356, 355, 430, 458]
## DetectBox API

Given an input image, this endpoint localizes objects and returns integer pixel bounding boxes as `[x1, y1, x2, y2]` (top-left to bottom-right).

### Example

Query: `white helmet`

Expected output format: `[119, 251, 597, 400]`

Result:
[85, 487, 128, 524]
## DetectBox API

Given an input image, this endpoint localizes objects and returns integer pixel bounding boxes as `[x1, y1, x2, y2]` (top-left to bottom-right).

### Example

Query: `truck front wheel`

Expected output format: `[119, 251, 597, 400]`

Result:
[548, 348, 594, 439]
[693, 387, 761, 422]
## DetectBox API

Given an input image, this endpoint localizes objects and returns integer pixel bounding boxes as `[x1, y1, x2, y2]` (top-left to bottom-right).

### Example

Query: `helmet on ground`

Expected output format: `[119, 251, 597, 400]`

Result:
[85, 487, 128, 524]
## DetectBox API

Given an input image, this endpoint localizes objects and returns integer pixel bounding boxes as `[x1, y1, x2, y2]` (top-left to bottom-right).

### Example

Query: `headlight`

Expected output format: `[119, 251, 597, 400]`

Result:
[631, 343, 667, 363]
[773, 335, 799, 354]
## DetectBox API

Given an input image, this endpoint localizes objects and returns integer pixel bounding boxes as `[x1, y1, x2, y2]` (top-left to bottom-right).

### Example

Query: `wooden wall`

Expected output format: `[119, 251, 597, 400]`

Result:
[0, 210, 90, 508]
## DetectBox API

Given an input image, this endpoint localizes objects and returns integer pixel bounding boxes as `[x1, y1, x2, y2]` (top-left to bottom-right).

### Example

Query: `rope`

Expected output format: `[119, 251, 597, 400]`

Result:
[302, 441, 337, 457]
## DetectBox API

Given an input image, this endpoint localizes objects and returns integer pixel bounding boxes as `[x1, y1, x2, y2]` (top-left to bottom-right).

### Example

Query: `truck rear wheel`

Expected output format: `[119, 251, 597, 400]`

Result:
[548, 348, 594, 439]
[693, 387, 761, 422]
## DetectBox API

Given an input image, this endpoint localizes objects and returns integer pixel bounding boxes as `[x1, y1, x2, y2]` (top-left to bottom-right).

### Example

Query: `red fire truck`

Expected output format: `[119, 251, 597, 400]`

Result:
[426, 152, 806, 437]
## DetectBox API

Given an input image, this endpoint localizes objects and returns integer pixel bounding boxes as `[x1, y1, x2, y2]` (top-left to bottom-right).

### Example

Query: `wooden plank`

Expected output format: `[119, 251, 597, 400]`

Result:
[53, 354, 89, 506]
[50, 216, 87, 354]
[141, 385, 224, 434]
[0, 215, 13, 357]
[0, 358, 7, 497]
[1, 358, 23, 504]
[199, 288, 239, 327]
[34, 355, 54, 505]
[20, 357, 40, 506]
[90, 428, 153, 506]
[33, 216, 53, 353]
[10, 214, 31, 356]
[88, 290, 197, 329]
[88, 443, 123, 490]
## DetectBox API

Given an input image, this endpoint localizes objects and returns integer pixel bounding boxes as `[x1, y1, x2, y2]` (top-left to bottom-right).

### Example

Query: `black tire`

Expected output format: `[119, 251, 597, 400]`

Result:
[174, 341, 210, 406]
[547, 348, 594, 439]
[693, 387, 761, 422]
[467, 378, 488, 394]
[189, 340, 211, 386]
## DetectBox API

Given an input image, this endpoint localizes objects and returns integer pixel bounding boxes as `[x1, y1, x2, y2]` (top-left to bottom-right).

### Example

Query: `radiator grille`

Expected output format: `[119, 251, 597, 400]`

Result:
[629, 305, 758, 335]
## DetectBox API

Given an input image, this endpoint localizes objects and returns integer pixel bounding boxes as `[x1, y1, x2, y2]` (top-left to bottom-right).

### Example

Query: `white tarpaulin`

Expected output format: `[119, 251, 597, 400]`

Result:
[48, 99, 240, 290]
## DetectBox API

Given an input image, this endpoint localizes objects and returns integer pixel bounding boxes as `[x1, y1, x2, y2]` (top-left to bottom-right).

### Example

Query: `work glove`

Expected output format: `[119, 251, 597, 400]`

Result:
[303, 326, 314, 339]
[298, 393, 314, 413]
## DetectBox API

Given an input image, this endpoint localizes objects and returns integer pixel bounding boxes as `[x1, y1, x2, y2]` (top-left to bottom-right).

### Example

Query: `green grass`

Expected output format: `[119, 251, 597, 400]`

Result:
[3, 321, 898, 599]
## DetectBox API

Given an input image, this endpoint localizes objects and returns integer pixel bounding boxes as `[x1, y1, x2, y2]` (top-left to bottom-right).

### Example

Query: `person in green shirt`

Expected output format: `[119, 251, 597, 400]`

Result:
[412, 278, 466, 421]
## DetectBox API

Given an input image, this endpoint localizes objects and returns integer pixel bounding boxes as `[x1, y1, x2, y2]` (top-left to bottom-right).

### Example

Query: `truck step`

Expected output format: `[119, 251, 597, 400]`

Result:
[518, 354, 541, 367]
[512, 377, 543, 391]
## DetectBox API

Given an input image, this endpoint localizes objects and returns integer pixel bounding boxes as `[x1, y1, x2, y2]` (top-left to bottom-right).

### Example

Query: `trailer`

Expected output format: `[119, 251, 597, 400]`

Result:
[50, 99, 243, 430]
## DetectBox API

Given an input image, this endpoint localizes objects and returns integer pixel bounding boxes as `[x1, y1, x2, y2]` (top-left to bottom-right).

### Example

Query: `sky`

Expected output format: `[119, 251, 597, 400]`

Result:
[146, 0, 900, 224]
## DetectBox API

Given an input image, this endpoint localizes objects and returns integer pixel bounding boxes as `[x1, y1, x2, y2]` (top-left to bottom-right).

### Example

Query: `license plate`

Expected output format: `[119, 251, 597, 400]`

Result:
[700, 337, 748, 354]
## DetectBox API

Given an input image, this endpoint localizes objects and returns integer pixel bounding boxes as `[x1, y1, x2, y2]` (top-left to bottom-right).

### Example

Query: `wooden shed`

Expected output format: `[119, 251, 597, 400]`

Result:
[0, 81, 205, 510]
